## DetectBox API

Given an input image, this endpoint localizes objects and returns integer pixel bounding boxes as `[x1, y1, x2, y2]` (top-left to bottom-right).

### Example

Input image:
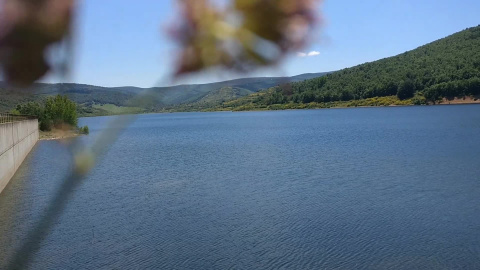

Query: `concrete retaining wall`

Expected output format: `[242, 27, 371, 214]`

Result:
[0, 119, 39, 194]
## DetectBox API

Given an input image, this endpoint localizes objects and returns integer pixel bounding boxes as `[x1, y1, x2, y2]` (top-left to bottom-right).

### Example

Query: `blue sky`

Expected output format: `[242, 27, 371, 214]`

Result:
[49, 0, 480, 87]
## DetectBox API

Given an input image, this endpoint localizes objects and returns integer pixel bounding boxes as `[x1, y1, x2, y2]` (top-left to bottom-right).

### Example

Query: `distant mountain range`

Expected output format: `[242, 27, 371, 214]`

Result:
[0, 72, 329, 115]
[3, 25, 479, 115]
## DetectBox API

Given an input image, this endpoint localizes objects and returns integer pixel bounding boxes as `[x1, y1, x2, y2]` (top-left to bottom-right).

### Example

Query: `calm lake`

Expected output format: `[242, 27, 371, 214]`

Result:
[1, 105, 480, 269]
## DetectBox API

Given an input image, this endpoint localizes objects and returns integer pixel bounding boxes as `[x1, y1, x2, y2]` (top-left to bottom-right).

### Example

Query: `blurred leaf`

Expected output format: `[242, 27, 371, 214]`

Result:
[171, 0, 322, 76]
[0, 0, 75, 86]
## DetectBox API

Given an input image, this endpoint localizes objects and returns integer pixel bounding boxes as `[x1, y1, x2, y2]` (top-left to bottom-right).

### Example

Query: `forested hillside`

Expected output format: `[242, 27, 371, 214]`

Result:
[219, 26, 480, 110]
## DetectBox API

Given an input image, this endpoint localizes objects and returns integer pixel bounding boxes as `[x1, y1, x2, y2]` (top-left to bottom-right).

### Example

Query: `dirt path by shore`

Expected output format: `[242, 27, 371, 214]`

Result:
[438, 96, 480, 105]
[40, 129, 83, 141]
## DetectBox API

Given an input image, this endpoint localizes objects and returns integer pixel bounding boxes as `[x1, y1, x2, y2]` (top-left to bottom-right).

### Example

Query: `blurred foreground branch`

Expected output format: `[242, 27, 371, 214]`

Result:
[0, 0, 322, 85]
[1, 1, 322, 269]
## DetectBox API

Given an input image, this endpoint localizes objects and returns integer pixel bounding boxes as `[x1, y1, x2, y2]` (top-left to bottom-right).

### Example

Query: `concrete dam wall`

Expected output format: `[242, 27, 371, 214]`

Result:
[0, 119, 39, 195]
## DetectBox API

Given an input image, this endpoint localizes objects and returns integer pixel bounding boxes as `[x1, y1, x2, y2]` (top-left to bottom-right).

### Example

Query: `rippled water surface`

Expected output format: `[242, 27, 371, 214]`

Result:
[1, 105, 480, 269]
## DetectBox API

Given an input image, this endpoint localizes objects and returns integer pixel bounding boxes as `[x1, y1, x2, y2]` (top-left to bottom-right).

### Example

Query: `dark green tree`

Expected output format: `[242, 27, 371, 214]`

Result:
[397, 80, 415, 100]
[16, 95, 80, 131]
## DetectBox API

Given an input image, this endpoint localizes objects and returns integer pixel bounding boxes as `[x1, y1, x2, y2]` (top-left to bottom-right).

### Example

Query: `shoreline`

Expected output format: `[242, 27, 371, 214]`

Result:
[77, 98, 480, 118]
[39, 129, 83, 141]
[215, 98, 480, 113]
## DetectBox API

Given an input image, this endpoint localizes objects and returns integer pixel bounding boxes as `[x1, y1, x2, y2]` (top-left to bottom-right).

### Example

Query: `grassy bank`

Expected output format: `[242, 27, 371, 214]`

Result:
[200, 95, 480, 112]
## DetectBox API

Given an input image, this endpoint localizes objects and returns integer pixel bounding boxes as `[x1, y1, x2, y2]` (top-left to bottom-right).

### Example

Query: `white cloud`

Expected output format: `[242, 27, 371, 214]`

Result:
[297, 51, 321, 58]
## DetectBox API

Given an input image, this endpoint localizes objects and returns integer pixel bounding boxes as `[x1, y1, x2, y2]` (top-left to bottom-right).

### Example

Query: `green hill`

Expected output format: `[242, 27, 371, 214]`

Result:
[218, 25, 480, 111]
[0, 73, 328, 115]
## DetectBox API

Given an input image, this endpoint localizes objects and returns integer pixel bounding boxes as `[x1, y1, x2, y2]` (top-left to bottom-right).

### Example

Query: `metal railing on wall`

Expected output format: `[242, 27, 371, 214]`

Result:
[0, 113, 37, 124]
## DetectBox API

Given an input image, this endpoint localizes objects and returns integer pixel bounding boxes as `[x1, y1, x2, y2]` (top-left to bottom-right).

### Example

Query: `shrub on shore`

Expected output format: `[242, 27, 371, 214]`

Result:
[78, 126, 89, 135]
[15, 95, 88, 134]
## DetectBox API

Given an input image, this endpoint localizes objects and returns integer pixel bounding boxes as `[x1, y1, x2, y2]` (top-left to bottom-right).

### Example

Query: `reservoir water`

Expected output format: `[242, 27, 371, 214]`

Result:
[1, 105, 480, 269]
